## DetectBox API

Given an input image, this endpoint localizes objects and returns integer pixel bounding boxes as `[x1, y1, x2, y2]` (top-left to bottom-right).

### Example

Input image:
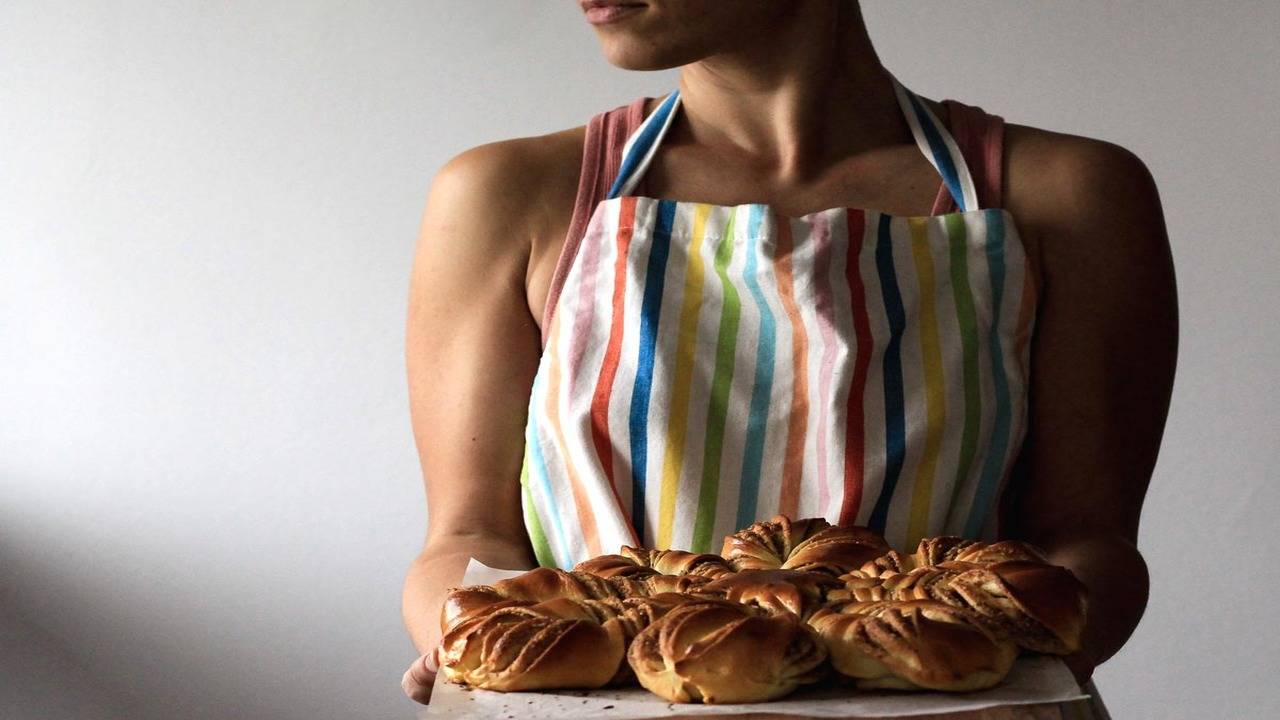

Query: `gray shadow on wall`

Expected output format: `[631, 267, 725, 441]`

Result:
[0, 604, 136, 720]
[0, 512, 416, 720]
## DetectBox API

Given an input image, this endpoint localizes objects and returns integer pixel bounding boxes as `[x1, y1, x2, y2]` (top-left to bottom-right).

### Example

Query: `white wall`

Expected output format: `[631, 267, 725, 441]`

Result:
[2, 2, 1276, 718]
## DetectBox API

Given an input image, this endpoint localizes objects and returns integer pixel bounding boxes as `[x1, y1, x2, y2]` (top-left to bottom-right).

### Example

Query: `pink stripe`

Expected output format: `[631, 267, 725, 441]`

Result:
[811, 212, 838, 515]
[568, 206, 606, 373]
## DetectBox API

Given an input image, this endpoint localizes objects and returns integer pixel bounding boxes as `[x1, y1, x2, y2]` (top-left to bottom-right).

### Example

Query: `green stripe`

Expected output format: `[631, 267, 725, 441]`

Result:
[519, 444, 556, 567]
[947, 214, 982, 506]
[691, 210, 740, 552]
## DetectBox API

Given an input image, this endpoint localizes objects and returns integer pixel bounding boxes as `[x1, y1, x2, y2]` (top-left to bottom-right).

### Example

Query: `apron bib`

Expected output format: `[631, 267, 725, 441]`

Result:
[520, 74, 1036, 568]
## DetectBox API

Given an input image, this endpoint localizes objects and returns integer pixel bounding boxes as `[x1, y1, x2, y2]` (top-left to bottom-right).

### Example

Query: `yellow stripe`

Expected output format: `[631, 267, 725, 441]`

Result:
[657, 203, 711, 548]
[906, 217, 946, 546]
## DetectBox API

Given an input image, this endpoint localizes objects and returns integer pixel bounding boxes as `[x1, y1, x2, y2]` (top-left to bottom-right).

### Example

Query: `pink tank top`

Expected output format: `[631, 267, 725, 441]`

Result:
[541, 97, 1006, 345]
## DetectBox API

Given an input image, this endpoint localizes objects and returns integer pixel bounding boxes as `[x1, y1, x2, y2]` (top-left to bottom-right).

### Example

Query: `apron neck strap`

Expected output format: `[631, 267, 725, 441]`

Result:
[888, 72, 980, 212]
[608, 72, 980, 212]
[607, 90, 681, 200]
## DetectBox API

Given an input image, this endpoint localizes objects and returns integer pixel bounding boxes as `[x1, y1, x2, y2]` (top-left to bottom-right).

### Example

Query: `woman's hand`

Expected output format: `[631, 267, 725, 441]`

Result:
[401, 647, 441, 704]
[399, 536, 535, 706]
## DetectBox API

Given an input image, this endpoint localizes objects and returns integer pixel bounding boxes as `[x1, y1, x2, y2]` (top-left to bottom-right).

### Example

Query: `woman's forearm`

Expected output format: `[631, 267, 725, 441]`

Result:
[401, 533, 537, 655]
[1038, 531, 1150, 682]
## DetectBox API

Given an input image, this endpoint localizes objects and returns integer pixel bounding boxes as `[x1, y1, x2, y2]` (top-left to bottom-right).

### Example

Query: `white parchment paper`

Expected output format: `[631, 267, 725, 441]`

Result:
[421, 559, 1088, 719]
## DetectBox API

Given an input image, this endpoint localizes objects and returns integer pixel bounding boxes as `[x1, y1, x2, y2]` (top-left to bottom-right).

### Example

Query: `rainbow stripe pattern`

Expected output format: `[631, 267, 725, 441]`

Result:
[520, 75, 1037, 568]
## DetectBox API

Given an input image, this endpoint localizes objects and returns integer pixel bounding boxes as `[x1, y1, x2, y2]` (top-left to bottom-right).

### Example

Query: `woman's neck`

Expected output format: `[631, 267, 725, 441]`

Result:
[672, 1, 902, 184]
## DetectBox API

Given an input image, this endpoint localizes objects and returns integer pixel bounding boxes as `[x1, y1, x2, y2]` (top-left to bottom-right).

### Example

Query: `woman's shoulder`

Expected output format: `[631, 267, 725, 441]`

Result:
[999, 118, 1168, 298]
[430, 127, 584, 230]
[1004, 121, 1158, 214]
[424, 97, 654, 288]
[427, 96, 646, 251]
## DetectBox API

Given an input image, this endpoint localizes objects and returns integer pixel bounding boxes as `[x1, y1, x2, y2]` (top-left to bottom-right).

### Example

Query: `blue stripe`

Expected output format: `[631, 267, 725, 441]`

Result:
[965, 210, 1012, 535]
[867, 214, 907, 533]
[906, 92, 967, 212]
[735, 205, 775, 530]
[607, 91, 680, 200]
[526, 372, 571, 569]
[629, 199, 676, 542]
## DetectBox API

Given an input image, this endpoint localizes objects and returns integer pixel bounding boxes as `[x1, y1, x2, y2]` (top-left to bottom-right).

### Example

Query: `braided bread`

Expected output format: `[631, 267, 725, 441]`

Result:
[439, 604, 626, 691]
[439, 594, 691, 690]
[574, 546, 734, 579]
[808, 600, 1016, 691]
[834, 560, 1087, 654]
[626, 599, 828, 703]
[721, 515, 891, 575]
[433, 515, 1088, 701]
[441, 567, 711, 631]
[914, 537, 1047, 567]
[857, 538, 1047, 579]
[690, 569, 840, 618]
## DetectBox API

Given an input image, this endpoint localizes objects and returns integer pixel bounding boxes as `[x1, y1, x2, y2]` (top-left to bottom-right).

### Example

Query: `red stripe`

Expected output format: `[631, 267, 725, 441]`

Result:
[589, 197, 640, 545]
[839, 209, 872, 525]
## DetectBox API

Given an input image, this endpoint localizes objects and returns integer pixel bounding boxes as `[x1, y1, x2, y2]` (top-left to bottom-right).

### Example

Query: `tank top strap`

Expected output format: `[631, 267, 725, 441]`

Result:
[541, 96, 648, 349]
[929, 99, 1006, 215]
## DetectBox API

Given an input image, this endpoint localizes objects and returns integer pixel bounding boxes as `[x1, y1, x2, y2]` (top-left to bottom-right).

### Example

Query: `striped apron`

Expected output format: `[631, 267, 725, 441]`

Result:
[520, 74, 1037, 569]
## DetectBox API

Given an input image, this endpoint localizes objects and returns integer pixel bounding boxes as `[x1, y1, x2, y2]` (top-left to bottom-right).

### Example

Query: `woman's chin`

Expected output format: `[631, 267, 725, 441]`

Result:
[597, 39, 711, 71]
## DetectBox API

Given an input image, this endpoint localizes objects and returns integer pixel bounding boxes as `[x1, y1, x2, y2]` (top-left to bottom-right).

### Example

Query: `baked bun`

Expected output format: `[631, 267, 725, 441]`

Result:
[855, 550, 913, 579]
[440, 569, 622, 631]
[833, 560, 1088, 654]
[526, 595, 687, 640]
[616, 572, 714, 597]
[913, 537, 1047, 567]
[440, 594, 690, 689]
[721, 515, 891, 576]
[691, 569, 840, 618]
[441, 567, 710, 632]
[493, 567, 624, 601]
[440, 586, 514, 631]
[439, 604, 625, 691]
[626, 599, 828, 703]
[575, 546, 734, 580]
[854, 538, 1047, 581]
[951, 560, 1088, 655]
[434, 516, 1089, 698]
[808, 600, 1016, 691]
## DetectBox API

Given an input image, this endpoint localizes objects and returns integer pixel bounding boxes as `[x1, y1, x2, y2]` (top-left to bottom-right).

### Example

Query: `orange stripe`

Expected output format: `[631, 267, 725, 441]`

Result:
[775, 213, 809, 518]
[589, 198, 638, 546]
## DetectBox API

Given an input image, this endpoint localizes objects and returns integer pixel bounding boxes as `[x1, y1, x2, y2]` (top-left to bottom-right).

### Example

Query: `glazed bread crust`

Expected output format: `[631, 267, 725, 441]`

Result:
[432, 515, 1088, 703]
[807, 600, 1017, 691]
[626, 599, 828, 703]
[721, 515, 892, 575]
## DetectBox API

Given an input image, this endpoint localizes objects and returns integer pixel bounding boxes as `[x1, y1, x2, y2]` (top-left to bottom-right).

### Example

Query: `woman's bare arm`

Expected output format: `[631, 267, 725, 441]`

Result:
[400, 140, 549, 696]
[1001, 129, 1178, 681]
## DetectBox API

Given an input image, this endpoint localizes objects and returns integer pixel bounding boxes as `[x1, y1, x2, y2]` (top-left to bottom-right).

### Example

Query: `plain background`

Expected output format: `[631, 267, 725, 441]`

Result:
[3, 1, 1277, 718]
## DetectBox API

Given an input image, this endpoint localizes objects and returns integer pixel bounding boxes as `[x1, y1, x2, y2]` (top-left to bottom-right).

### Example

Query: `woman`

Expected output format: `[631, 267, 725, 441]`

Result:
[400, 0, 1177, 703]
